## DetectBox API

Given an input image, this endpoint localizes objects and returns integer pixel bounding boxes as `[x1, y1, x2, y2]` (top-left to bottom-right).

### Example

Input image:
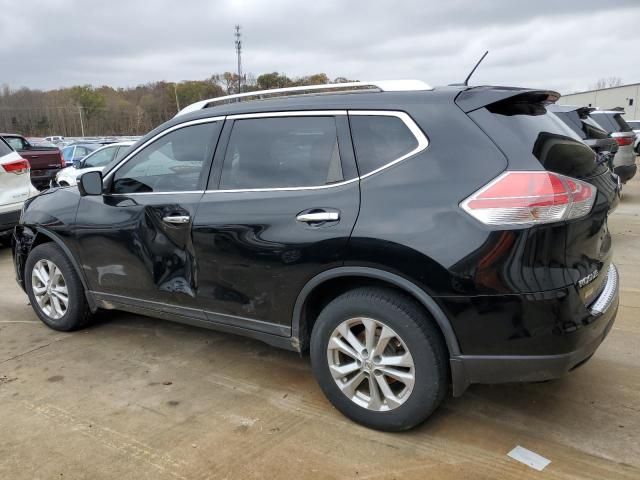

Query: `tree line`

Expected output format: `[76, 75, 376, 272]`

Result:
[0, 72, 352, 137]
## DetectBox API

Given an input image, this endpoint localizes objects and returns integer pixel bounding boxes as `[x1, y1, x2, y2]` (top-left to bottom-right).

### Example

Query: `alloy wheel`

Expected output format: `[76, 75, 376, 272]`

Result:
[327, 317, 415, 411]
[31, 259, 69, 320]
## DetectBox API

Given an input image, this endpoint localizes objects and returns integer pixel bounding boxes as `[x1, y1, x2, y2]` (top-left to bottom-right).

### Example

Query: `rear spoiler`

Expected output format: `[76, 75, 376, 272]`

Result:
[455, 86, 561, 113]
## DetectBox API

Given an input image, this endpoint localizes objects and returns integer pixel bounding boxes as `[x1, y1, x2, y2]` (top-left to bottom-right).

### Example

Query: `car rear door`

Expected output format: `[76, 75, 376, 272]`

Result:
[74, 119, 223, 313]
[191, 112, 360, 337]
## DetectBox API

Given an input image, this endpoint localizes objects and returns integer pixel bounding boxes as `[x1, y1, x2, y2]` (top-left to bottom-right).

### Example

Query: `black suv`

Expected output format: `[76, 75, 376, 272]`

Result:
[13, 81, 620, 431]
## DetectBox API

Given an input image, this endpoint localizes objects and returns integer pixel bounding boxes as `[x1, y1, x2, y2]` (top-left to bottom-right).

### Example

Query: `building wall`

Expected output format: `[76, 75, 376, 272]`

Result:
[559, 83, 640, 120]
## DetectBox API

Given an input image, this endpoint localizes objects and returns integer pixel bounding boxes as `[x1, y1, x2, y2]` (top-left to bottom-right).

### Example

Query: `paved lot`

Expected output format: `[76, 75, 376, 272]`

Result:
[0, 176, 639, 480]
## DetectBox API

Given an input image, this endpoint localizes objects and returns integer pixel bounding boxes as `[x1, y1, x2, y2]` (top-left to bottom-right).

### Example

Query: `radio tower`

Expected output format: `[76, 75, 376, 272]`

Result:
[234, 25, 242, 93]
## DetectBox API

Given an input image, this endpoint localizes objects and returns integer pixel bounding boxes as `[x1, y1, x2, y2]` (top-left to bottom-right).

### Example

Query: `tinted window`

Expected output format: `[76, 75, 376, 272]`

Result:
[592, 113, 632, 133]
[83, 146, 117, 168]
[475, 101, 601, 179]
[349, 115, 418, 175]
[0, 138, 12, 156]
[112, 122, 219, 193]
[220, 116, 343, 189]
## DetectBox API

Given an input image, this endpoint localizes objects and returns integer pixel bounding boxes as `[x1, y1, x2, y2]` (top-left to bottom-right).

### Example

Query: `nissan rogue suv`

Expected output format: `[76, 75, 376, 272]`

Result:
[12, 81, 620, 431]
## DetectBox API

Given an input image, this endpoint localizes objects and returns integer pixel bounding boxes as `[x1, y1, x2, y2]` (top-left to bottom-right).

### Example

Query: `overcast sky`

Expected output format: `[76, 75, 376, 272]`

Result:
[1, 0, 639, 94]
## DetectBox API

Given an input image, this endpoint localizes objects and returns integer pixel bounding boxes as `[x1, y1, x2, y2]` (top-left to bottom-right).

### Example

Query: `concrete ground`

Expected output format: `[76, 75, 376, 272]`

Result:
[0, 179, 639, 480]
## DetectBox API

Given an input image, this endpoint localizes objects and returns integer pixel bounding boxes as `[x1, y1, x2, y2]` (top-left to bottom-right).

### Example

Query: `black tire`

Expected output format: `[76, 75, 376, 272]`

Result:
[310, 287, 448, 431]
[25, 242, 92, 331]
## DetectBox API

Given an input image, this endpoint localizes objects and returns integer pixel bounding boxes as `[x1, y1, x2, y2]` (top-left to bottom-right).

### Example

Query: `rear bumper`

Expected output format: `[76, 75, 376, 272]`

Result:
[31, 169, 60, 189]
[0, 209, 21, 234]
[450, 264, 619, 396]
[614, 164, 637, 183]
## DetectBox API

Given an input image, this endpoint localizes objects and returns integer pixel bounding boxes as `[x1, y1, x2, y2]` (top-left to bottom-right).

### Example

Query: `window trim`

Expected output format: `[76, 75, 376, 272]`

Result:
[103, 110, 428, 195]
[207, 110, 428, 193]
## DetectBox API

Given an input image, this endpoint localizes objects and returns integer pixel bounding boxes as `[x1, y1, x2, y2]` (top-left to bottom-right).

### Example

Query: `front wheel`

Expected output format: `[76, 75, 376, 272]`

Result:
[310, 287, 448, 431]
[25, 243, 92, 331]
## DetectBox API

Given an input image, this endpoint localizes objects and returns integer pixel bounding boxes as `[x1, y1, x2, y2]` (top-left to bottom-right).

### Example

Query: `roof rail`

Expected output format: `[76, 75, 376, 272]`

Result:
[174, 80, 433, 117]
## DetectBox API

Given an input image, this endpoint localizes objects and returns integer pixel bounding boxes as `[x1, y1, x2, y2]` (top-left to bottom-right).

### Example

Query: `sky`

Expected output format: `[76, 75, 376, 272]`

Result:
[1, 0, 639, 94]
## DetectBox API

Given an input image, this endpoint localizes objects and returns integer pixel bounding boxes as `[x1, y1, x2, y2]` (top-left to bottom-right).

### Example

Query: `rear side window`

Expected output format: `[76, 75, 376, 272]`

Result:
[220, 116, 343, 189]
[552, 111, 608, 140]
[349, 115, 418, 175]
[4, 137, 26, 151]
[0, 138, 12, 156]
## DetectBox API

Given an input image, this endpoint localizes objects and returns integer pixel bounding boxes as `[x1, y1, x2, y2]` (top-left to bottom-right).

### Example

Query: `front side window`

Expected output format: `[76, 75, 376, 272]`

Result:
[220, 116, 343, 189]
[112, 122, 219, 194]
[83, 146, 117, 168]
[349, 115, 418, 175]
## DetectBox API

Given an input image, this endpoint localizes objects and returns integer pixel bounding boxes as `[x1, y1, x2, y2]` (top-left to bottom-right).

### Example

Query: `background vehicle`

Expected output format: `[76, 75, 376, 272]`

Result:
[13, 81, 620, 431]
[0, 137, 38, 245]
[548, 105, 619, 173]
[55, 141, 134, 186]
[1, 133, 65, 189]
[590, 110, 637, 183]
[60, 143, 102, 167]
[44, 135, 65, 145]
[626, 119, 640, 154]
[27, 138, 57, 148]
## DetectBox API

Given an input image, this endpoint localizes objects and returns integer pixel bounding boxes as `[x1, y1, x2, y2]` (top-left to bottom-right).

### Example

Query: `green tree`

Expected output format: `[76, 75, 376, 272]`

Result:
[69, 85, 106, 121]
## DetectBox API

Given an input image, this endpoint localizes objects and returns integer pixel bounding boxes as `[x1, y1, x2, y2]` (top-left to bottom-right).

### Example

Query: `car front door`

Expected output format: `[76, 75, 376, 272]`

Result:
[74, 119, 223, 313]
[192, 112, 360, 337]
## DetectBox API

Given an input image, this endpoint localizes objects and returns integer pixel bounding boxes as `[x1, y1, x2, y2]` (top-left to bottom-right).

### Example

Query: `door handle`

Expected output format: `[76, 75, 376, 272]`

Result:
[296, 211, 340, 223]
[162, 215, 191, 224]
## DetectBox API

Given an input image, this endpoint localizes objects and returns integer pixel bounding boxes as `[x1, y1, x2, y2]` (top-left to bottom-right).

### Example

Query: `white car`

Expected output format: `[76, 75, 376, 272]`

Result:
[55, 141, 135, 187]
[0, 137, 39, 245]
[626, 120, 640, 154]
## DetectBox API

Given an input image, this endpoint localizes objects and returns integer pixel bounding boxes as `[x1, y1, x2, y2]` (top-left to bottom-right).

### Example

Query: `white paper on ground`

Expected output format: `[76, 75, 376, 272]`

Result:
[507, 445, 551, 471]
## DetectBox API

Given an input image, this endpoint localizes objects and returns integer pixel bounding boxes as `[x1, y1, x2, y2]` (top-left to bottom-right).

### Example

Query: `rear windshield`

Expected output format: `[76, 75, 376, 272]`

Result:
[553, 111, 608, 140]
[627, 121, 640, 130]
[0, 138, 12, 156]
[591, 113, 633, 133]
[468, 99, 601, 179]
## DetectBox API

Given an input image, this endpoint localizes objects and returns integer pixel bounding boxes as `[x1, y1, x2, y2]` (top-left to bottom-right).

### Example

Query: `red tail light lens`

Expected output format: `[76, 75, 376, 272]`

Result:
[615, 136, 634, 146]
[461, 171, 596, 226]
[2, 158, 30, 175]
[59, 151, 66, 168]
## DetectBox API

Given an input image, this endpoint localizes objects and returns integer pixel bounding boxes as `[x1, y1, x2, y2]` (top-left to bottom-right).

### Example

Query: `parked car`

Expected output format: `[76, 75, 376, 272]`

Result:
[0, 137, 38, 245]
[548, 105, 620, 174]
[55, 141, 134, 187]
[60, 143, 102, 167]
[590, 110, 637, 183]
[1, 133, 66, 190]
[625, 120, 640, 154]
[44, 135, 65, 145]
[13, 81, 620, 431]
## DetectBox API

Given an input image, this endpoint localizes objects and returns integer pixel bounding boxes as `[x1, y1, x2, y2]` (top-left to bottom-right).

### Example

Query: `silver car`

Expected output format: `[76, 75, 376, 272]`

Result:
[626, 119, 640, 154]
[590, 110, 637, 183]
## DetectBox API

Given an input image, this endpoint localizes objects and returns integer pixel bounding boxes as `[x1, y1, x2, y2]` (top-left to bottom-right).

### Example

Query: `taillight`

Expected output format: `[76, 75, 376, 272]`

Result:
[615, 136, 634, 147]
[461, 171, 596, 226]
[2, 158, 30, 175]
[59, 151, 66, 167]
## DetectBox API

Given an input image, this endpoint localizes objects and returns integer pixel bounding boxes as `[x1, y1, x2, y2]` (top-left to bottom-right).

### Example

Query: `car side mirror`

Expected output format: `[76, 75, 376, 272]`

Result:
[78, 171, 103, 196]
[72, 159, 82, 168]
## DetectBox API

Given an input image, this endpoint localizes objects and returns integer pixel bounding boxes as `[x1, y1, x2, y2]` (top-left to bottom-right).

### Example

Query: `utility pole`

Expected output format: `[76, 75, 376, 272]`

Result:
[174, 83, 181, 112]
[234, 25, 242, 93]
[77, 105, 85, 137]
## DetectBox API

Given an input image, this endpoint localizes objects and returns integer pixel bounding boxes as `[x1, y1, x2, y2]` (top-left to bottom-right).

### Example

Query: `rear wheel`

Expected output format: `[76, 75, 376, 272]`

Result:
[25, 243, 92, 331]
[310, 287, 448, 431]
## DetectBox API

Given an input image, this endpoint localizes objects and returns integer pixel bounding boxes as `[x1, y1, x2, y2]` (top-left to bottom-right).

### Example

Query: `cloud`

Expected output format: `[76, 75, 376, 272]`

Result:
[0, 0, 638, 93]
